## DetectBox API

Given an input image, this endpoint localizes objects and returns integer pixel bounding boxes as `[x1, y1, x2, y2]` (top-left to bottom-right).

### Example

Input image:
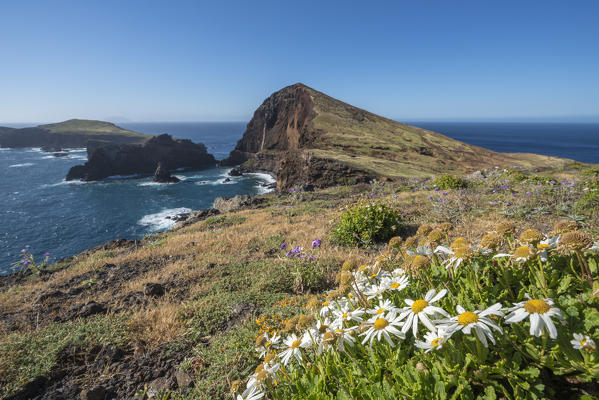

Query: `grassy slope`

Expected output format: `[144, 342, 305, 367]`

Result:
[302, 86, 569, 177]
[38, 119, 149, 138]
[1, 165, 598, 398]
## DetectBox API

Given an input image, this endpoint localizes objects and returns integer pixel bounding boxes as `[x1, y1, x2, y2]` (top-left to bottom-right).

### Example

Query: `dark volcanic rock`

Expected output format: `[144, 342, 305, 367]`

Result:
[153, 161, 180, 183]
[172, 208, 220, 229]
[66, 134, 215, 181]
[143, 283, 165, 297]
[53, 152, 69, 157]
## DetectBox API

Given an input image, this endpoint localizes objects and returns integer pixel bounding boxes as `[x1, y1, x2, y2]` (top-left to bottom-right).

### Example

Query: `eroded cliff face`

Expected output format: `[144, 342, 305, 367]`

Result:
[66, 134, 216, 181]
[224, 83, 316, 164]
[223, 83, 373, 189]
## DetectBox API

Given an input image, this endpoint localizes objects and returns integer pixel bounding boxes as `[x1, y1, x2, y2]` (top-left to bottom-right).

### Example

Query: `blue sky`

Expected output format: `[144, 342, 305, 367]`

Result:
[1, 0, 598, 123]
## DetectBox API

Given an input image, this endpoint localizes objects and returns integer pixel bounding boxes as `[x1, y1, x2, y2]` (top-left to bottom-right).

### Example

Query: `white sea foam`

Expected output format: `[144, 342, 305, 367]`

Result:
[9, 163, 34, 168]
[138, 207, 192, 231]
[25, 148, 43, 153]
[245, 172, 277, 194]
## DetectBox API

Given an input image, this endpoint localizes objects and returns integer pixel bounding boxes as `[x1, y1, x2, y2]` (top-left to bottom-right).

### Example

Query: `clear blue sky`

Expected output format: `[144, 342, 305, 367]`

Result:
[1, 0, 598, 123]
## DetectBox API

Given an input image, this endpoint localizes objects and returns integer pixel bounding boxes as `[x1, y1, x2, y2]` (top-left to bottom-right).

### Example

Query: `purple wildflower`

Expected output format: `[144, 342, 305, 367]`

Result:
[428, 195, 433, 200]
[369, 192, 376, 198]
[23, 261, 31, 266]
[309, 255, 317, 261]
[501, 184, 509, 190]
[438, 198, 444, 203]
[526, 192, 531, 196]
[492, 190, 497, 194]
[44, 252, 50, 257]
[434, 187, 440, 192]
[21, 249, 27, 253]
[311, 239, 322, 249]
[280, 243, 288, 250]
[443, 192, 448, 196]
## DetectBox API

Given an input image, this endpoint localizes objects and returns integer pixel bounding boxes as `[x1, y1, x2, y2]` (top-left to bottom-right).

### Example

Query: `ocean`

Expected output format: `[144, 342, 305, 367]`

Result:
[1, 121, 598, 274]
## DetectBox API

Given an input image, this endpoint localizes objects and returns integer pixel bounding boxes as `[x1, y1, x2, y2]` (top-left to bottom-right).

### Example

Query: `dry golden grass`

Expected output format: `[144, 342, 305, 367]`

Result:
[128, 300, 183, 350]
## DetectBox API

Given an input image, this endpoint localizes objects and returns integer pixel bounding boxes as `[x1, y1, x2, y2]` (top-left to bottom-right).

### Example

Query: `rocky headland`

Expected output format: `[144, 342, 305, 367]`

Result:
[0, 119, 149, 149]
[66, 134, 216, 181]
[222, 83, 569, 190]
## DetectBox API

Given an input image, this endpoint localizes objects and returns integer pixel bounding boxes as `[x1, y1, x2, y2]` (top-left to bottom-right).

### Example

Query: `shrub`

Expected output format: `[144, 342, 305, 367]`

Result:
[433, 174, 468, 190]
[332, 201, 401, 247]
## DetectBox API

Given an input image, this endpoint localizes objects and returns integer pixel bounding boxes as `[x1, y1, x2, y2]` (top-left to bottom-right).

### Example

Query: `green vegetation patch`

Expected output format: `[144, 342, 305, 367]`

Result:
[332, 201, 401, 247]
[0, 314, 129, 397]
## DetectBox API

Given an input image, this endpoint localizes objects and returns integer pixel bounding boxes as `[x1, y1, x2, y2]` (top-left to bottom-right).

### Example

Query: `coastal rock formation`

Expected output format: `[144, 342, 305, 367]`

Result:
[222, 83, 569, 190]
[66, 134, 216, 181]
[0, 119, 149, 149]
[153, 162, 180, 183]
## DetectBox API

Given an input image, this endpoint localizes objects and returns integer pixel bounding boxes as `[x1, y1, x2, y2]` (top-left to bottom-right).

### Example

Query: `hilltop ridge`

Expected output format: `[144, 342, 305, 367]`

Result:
[223, 83, 569, 189]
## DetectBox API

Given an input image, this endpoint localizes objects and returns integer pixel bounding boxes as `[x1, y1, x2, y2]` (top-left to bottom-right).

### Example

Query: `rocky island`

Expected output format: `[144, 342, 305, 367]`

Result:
[66, 134, 216, 181]
[223, 83, 569, 190]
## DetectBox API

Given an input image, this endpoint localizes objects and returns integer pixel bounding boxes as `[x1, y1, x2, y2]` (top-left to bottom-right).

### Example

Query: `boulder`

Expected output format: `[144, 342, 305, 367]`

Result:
[153, 162, 180, 183]
[212, 195, 257, 212]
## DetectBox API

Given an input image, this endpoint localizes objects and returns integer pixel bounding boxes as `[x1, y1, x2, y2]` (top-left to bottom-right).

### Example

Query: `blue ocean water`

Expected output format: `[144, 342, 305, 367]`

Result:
[0, 122, 271, 274]
[1, 121, 598, 274]
[408, 122, 599, 164]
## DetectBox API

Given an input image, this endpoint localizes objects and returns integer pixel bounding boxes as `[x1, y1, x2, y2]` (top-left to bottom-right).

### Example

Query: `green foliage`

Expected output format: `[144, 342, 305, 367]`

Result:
[332, 201, 401, 247]
[575, 189, 599, 215]
[0, 314, 128, 397]
[247, 234, 599, 399]
[434, 175, 469, 190]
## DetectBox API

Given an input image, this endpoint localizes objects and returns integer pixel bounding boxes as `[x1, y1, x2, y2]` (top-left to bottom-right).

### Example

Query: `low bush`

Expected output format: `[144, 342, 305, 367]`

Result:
[332, 201, 401, 247]
[433, 175, 469, 190]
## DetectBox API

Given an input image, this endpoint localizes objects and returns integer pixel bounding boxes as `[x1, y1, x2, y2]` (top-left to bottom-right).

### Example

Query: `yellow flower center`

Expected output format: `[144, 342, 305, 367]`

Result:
[373, 318, 389, 330]
[431, 337, 442, 347]
[370, 273, 377, 279]
[581, 338, 587, 346]
[390, 282, 401, 289]
[411, 299, 429, 313]
[322, 301, 329, 307]
[290, 339, 301, 349]
[376, 308, 384, 314]
[342, 312, 348, 319]
[513, 246, 533, 259]
[537, 243, 550, 249]
[457, 311, 479, 326]
[524, 299, 551, 314]
[266, 341, 272, 347]
[358, 265, 368, 271]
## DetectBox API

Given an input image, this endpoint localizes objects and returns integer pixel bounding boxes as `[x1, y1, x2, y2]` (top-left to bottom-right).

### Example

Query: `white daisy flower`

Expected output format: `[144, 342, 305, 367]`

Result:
[237, 386, 264, 400]
[504, 294, 564, 339]
[493, 246, 535, 263]
[588, 242, 599, 253]
[320, 327, 356, 354]
[360, 312, 405, 347]
[391, 267, 406, 277]
[397, 289, 449, 337]
[434, 246, 475, 270]
[362, 281, 389, 299]
[319, 299, 334, 317]
[367, 298, 400, 317]
[570, 333, 596, 352]
[537, 236, 559, 262]
[407, 246, 433, 257]
[279, 333, 310, 366]
[415, 329, 449, 353]
[255, 331, 281, 358]
[442, 303, 503, 347]
[383, 274, 409, 292]
[332, 305, 365, 328]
